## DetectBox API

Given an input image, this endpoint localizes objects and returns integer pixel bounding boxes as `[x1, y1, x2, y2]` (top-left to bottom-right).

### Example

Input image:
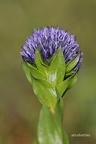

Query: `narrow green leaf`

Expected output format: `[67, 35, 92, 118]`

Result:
[22, 62, 32, 85]
[48, 47, 65, 86]
[38, 105, 64, 144]
[27, 63, 46, 80]
[35, 50, 48, 75]
[57, 73, 77, 97]
[66, 54, 80, 73]
[55, 88, 64, 116]
[32, 78, 57, 110]
[67, 73, 77, 89]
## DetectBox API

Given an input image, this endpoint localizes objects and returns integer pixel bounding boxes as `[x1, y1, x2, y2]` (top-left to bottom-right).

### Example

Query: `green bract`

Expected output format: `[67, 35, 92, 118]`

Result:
[22, 47, 79, 111]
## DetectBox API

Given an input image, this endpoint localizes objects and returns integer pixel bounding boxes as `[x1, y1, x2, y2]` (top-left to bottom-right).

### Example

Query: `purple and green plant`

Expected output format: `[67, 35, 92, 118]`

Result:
[20, 26, 83, 144]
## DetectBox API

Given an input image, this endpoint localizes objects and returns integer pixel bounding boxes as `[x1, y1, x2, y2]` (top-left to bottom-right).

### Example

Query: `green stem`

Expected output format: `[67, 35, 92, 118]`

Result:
[34, 99, 69, 144]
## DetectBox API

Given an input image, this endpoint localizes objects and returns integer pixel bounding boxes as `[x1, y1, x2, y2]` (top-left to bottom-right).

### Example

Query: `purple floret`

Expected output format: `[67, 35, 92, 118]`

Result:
[20, 26, 83, 71]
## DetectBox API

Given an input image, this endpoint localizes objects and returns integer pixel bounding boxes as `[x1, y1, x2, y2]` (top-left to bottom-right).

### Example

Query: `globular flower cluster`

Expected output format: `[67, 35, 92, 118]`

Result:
[21, 27, 83, 71]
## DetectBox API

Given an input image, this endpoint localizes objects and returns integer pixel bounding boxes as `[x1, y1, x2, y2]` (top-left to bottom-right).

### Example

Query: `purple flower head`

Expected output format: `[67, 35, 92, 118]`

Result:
[20, 27, 83, 71]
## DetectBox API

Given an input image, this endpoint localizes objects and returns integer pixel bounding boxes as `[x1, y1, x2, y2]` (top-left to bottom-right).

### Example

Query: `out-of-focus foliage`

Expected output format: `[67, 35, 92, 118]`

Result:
[0, 0, 96, 143]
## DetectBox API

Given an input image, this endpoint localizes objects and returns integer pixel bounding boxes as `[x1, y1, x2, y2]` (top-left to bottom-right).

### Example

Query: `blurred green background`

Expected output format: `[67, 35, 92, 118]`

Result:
[0, 0, 96, 143]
